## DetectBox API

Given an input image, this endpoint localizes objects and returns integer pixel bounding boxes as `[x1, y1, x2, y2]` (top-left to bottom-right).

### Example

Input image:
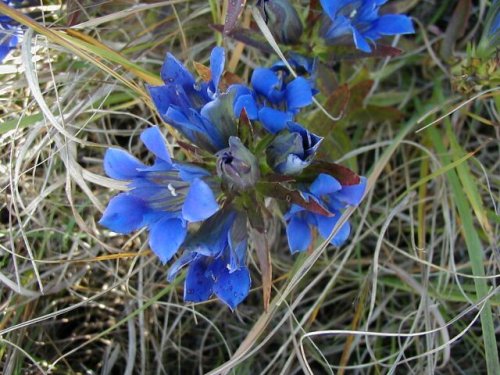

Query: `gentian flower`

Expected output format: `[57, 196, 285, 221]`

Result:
[266, 122, 322, 175]
[251, 66, 314, 133]
[148, 47, 258, 153]
[0, 0, 24, 62]
[285, 173, 367, 253]
[100, 126, 219, 263]
[319, 0, 415, 53]
[167, 209, 250, 309]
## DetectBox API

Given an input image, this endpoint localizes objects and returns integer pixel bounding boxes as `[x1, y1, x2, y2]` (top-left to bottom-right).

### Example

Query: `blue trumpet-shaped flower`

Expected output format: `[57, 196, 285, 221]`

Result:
[319, 0, 414, 53]
[100, 126, 220, 263]
[251, 65, 314, 133]
[266, 122, 323, 175]
[167, 209, 250, 309]
[0, 0, 24, 62]
[286, 173, 367, 253]
[148, 47, 258, 153]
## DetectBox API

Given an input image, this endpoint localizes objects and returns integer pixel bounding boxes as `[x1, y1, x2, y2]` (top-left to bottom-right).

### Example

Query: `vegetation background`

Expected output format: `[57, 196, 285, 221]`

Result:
[0, 0, 498, 374]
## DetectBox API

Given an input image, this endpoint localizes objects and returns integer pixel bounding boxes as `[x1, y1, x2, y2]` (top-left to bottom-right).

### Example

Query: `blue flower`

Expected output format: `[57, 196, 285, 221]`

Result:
[99, 126, 220, 263]
[148, 47, 258, 153]
[251, 65, 314, 133]
[167, 209, 250, 309]
[0, 0, 24, 62]
[319, 0, 415, 53]
[266, 122, 323, 175]
[285, 173, 367, 253]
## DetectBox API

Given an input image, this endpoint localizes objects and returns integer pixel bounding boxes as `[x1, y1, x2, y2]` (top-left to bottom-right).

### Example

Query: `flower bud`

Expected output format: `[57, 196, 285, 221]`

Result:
[259, 0, 303, 44]
[266, 123, 322, 175]
[217, 137, 260, 190]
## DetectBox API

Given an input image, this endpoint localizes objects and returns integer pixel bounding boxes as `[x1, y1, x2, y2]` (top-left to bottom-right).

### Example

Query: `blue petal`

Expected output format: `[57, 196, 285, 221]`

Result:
[309, 173, 342, 197]
[167, 252, 197, 281]
[286, 216, 312, 253]
[210, 46, 225, 92]
[251, 68, 282, 101]
[175, 163, 211, 181]
[352, 26, 372, 52]
[182, 178, 219, 222]
[258, 107, 293, 133]
[149, 217, 187, 264]
[336, 176, 367, 205]
[330, 220, 351, 247]
[183, 209, 235, 257]
[128, 177, 174, 202]
[212, 258, 251, 310]
[324, 15, 352, 40]
[103, 148, 145, 180]
[184, 257, 214, 303]
[99, 193, 147, 234]
[233, 94, 259, 120]
[165, 106, 209, 146]
[286, 77, 313, 110]
[0, 44, 11, 62]
[140, 127, 172, 164]
[147, 85, 173, 118]
[374, 15, 415, 36]
[161, 52, 195, 87]
[315, 213, 351, 247]
[284, 203, 305, 221]
[319, 0, 337, 20]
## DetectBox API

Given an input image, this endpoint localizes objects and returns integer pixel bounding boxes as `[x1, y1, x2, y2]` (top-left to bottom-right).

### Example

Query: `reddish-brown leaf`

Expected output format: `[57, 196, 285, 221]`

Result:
[193, 61, 211, 82]
[309, 161, 361, 186]
[257, 182, 333, 216]
[224, 0, 247, 34]
[210, 24, 275, 53]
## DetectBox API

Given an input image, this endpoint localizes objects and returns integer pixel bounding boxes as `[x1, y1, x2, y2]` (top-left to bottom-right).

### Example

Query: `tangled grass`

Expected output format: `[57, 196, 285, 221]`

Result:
[0, 1, 498, 374]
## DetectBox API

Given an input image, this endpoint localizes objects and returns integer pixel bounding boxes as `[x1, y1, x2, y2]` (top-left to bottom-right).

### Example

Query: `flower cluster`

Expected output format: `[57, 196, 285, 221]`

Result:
[0, 0, 23, 62]
[100, 47, 366, 309]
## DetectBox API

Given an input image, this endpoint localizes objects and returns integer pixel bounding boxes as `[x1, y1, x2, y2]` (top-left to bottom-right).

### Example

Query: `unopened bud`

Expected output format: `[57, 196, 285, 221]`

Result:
[266, 123, 322, 175]
[217, 137, 260, 190]
[259, 0, 303, 44]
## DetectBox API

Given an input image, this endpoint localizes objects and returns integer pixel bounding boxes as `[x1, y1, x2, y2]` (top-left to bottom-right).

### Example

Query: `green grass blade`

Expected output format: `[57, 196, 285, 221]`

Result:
[428, 124, 499, 374]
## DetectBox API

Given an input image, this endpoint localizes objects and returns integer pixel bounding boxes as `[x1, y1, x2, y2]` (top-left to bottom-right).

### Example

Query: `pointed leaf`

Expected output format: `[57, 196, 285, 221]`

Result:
[257, 182, 333, 216]
[308, 161, 361, 186]
[224, 0, 247, 34]
[210, 24, 275, 54]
